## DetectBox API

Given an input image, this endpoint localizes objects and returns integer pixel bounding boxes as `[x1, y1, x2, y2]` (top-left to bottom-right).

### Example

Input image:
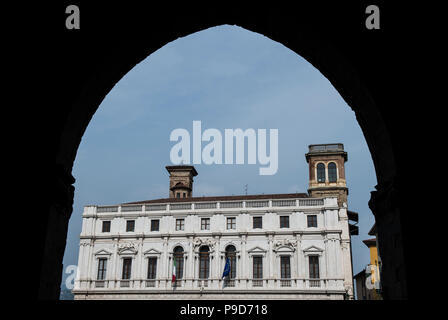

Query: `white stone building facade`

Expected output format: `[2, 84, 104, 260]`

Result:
[72, 144, 356, 300]
[73, 195, 354, 300]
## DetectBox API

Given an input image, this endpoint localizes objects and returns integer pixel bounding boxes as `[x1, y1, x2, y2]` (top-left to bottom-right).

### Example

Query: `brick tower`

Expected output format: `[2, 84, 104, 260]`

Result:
[166, 165, 198, 199]
[305, 143, 348, 207]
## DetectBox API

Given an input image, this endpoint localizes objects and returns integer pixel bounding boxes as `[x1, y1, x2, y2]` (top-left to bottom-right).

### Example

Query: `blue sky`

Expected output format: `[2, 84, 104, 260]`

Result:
[62, 25, 377, 289]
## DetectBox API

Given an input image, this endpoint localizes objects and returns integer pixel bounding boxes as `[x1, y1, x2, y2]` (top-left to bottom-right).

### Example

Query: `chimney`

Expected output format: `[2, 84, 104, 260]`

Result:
[165, 165, 198, 199]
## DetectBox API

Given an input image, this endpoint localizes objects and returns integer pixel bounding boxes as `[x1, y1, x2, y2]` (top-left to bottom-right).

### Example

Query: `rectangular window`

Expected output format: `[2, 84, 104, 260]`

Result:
[147, 257, 157, 279]
[307, 215, 317, 228]
[176, 219, 184, 231]
[97, 258, 107, 280]
[183, 192, 186, 198]
[201, 218, 210, 230]
[102, 220, 111, 232]
[176, 193, 180, 198]
[122, 258, 132, 280]
[150, 219, 159, 231]
[280, 256, 291, 279]
[280, 216, 289, 228]
[227, 217, 236, 230]
[253, 216, 262, 229]
[253, 256, 263, 279]
[126, 220, 135, 232]
[309, 256, 320, 279]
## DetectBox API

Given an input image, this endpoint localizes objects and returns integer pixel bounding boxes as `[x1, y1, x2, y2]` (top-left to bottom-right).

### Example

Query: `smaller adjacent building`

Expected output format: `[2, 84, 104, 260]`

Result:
[354, 223, 382, 300]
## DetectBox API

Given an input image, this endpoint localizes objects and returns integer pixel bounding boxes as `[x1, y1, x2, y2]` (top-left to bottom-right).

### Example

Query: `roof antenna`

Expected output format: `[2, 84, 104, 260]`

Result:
[244, 184, 248, 196]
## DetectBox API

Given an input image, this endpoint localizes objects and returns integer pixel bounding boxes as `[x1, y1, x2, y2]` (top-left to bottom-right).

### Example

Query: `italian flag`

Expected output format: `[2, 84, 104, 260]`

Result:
[172, 258, 177, 283]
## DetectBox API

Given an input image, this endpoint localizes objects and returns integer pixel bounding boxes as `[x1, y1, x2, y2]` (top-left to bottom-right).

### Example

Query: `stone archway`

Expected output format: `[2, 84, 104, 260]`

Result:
[36, 3, 408, 299]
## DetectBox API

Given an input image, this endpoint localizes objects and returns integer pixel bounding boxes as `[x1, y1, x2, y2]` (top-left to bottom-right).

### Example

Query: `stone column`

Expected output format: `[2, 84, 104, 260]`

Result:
[240, 233, 247, 287]
[188, 235, 194, 284]
[79, 241, 90, 288]
[162, 236, 168, 287]
[214, 235, 221, 287]
[340, 239, 353, 298]
[295, 233, 303, 286]
[293, 234, 300, 284]
[85, 239, 94, 289]
[268, 233, 273, 278]
[74, 242, 84, 290]
[136, 238, 143, 288]
[38, 165, 75, 299]
[369, 178, 407, 300]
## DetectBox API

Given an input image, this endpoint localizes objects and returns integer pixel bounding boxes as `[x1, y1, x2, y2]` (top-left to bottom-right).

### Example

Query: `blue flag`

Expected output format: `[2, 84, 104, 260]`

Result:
[222, 258, 230, 279]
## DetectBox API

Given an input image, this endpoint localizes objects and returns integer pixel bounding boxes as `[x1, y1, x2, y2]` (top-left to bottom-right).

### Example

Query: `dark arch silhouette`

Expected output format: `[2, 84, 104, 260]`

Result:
[35, 2, 410, 300]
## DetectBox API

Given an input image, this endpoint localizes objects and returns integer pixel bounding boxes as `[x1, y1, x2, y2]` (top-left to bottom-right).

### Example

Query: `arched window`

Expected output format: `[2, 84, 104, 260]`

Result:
[173, 246, 184, 280]
[317, 163, 326, 182]
[199, 246, 210, 279]
[328, 162, 337, 182]
[225, 245, 237, 279]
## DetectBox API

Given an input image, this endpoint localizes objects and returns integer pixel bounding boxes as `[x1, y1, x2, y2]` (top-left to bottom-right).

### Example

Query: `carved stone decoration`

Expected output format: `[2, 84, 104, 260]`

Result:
[80, 239, 90, 247]
[274, 238, 297, 249]
[193, 237, 216, 250]
[117, 242, 137, 254]
[344, 285, 354, 299]
[340, 241, 349, 249]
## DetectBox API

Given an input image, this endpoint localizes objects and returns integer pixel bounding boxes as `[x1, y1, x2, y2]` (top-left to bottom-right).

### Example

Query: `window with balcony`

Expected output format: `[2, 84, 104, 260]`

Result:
[147, 257, 157, 279]
[309, 255, 319, 279]
[173, 246, 184, 280]
[97, 258, 107, 280]
[122, 258, 132, 280]
[199, 246, 210, 279]
[280, 256, 291, 279]
[225, 245, 237, 279]
[253, 256, 263, 279]
[280, 255, 291, 287]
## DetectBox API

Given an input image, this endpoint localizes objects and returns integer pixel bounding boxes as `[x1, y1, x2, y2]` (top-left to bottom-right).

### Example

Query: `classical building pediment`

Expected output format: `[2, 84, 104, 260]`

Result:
[247, 246, 267, 256]
[143, 248, 162, 256]
[303, 245, 323, 255]
[94, 249, 112, 256]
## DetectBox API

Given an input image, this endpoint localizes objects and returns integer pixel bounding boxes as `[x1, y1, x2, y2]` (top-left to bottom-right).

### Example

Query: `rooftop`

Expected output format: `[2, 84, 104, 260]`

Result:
[308, 143, 344, 153]
[362, 238, 377, 247]
[123, 192, 309, 205]
[305, 143, 347, 162]
[165, 165, 198, 176]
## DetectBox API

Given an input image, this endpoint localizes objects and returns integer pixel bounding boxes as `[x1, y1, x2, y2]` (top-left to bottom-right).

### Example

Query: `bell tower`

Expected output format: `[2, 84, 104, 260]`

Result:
[305, 143, 348, 207]
[166, 165, 198, 199]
